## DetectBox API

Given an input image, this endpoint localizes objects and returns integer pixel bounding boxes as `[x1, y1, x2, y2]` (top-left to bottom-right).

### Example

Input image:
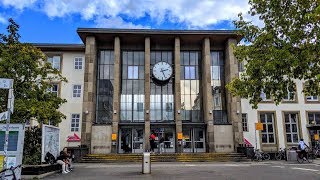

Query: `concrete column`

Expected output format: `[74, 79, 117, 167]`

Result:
[81, 36, 97, 153]
[174, 37, 183, 153]
[201, 38, 215, 152]
[144, 37, 151, 151]
[111, 37, 121, 153]
[225, 38, 243, 150]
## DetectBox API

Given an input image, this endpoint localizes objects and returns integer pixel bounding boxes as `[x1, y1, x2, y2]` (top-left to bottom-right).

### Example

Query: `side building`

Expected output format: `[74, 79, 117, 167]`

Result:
[35, 44, 85, 149]
[241, 79, 320, 151]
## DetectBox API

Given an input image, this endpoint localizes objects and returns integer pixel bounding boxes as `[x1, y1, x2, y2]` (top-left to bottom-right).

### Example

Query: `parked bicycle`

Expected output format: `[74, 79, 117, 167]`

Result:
[275, 148, 287, 160]
[0, 164, 22, 180]
[251, 149, 270, 161]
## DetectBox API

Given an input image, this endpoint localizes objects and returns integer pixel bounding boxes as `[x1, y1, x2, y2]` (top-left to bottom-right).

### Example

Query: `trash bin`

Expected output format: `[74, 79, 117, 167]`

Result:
[287, 150, 297, 161]
[142, 152, 151, 174]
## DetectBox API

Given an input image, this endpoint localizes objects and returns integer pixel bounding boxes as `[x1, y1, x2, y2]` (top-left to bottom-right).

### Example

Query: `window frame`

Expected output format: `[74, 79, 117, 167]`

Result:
[283, 112, 301, 144]
[307, 111, 320, 125]
[73, 85, 82, 98]
[74, 57, 83, 70]
[242, 113, 248, 132]
[184, 66, 196, 80]
[259, 112, 276, 144]
[48, 83, 59, 97]
[47, 55, 61, 70]
[71, 114, 80, 132]
[127, 65, 139, 79]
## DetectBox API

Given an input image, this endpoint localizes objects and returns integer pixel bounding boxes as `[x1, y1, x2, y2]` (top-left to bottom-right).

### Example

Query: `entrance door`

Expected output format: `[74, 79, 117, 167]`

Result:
[119, 128, 144, 153]
[182, 128, 205, 153]
[151, 128, 175, 153]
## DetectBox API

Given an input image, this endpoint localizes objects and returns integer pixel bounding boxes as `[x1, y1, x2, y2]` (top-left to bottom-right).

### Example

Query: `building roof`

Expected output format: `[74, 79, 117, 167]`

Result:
[33, 43, 85, 52]
[77, 28, 242, 45]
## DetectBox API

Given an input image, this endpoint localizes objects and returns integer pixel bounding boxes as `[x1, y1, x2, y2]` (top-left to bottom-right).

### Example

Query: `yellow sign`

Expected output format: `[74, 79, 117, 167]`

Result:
[314, 134, 319, 141]
[0, 155, 4, 170]
[255, 123, 263, 130]
[177, 133, 183, 140]
[112, 133, 117, 141]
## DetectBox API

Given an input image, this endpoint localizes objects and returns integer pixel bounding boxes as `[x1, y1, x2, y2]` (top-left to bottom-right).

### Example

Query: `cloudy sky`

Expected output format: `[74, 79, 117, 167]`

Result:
[0, 0, 252, 43]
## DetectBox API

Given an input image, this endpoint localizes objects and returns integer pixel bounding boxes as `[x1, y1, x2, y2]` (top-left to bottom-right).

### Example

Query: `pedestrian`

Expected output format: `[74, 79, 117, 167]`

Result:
[159, 135, 165, 154]
[149, 131, 156, 153]
[298, 138, 308, 160]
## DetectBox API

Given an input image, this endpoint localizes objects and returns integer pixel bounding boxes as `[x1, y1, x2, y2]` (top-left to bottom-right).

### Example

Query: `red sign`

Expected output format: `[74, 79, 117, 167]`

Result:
[67, 133, 81, 142]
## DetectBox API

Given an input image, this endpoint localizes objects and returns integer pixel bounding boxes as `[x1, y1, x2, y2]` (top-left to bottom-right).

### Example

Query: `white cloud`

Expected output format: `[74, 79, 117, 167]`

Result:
[1, 0, 264, 28]
[0, 14, 6, 24]
[95, 16, 150, 29]
[1, 0, 37, 10]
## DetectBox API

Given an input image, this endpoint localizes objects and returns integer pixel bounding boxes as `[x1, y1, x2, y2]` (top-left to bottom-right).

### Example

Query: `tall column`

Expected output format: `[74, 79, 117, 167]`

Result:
[174, 37, 183, 153]
[111, 37, 121, 153]
[81, 36, 97, 153]
[144, 37, 151, 151]
[202, 38, 215, 152]
[225, 38, 243, 149]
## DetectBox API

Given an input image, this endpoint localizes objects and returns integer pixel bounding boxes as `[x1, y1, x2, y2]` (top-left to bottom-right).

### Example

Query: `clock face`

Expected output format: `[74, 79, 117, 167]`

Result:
[152, 62, 173, 81]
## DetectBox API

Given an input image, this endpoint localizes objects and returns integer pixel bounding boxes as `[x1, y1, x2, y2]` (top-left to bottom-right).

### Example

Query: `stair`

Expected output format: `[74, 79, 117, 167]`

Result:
[80, 153, 248, 163]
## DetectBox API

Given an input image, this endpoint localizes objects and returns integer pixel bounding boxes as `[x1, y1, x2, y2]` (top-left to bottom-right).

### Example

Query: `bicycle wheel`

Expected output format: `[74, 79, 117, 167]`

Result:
[263, 153, 270, 160]
[307, 153, 314, 163]
[275, 153, 282, 160]
[297, 154, 303, 163]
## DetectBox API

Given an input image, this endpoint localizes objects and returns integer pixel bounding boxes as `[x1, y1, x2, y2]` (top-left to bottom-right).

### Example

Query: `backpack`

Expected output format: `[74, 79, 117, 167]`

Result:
[45, 152, 56, 165]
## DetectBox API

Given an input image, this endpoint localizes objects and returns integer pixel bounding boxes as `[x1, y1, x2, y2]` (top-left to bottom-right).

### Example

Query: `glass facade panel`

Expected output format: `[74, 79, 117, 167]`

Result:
[120, 51, 145, 122]
[150, 51, 174, 122]
[210, 51, 228, 124]
[96, 50, 114, 123]
[260, 113, 276, 144]
[284, 113, 299, 143]
[180, 51, 202, 122]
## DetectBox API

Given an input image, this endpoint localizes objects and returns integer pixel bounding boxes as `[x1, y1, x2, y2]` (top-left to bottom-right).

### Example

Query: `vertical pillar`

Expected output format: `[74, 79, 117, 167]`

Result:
[144, 37, 151, 151]
[202, 38, 215, 152]
[81, 36, 97, 153]
[174, 37, 183, 153]
[225, 38, 243, 150]
[111, 36, 121, 153]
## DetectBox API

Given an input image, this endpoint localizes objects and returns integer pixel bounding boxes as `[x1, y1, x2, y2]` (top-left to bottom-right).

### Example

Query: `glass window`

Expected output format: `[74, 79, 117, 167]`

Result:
[283, 90, 295, 101]
[260, 113, 276, 143]
[73, 85, 82, 98]
[128, 66, 139, 79]
[260, 91, 272, 101]
[308, 112, 320, 125]
[306, 96, 318, 101]
[74, 57, 83, 70]
[184, 66, 196, 79]
[48, 84, 59, 96]
[284, 113, 299, 143]
[71, 114, 80, 132]
[48, 56, 61, 70]
[97, 51, 114, 124]
[242, 113, 248, 132]
[137, 103, 144, 112]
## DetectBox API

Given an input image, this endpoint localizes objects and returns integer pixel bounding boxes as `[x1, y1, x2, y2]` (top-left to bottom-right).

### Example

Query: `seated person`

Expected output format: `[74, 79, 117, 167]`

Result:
[56, 150, 70, 174]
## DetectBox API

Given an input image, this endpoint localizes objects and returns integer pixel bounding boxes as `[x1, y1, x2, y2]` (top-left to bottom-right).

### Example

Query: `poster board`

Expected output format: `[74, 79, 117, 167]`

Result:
[41, 125, 60, 162]
[0, 124, 25, 179]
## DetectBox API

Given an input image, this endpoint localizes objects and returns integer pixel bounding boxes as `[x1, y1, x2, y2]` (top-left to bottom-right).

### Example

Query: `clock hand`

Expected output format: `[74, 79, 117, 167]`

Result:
[162, 71, 166, 78]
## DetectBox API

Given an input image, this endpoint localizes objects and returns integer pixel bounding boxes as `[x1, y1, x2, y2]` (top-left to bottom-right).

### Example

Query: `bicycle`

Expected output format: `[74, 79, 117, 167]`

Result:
[275, 148, 286, 160]
[0, 164, 22, 180]
[251, 149, 270, 161]
[296, 148, 313, 163]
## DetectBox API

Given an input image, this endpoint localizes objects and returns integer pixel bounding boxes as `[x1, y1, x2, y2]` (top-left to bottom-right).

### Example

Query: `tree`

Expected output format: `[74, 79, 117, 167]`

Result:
[227, 0, 320, 108]
[0, 18, 67, 125]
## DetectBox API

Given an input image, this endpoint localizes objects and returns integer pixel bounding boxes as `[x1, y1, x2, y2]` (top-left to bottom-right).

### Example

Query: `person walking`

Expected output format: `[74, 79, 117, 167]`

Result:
[159, 135, 165, 154]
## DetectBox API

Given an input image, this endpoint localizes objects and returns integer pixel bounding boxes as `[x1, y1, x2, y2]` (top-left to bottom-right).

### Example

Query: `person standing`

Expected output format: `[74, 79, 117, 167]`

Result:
[159, 135, 165, 154]
[149, 132, 156, 153]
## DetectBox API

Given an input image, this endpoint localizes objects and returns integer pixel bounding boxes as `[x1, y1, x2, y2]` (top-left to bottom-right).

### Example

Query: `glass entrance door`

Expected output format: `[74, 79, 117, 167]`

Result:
[119, 128, 144, 153]
[182, 128, 205, 153]
[151, 128, 175, 153]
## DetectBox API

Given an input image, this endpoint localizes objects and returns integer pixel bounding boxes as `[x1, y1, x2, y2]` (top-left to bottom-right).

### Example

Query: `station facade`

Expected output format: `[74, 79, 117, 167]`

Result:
[78, 29, 243, 154]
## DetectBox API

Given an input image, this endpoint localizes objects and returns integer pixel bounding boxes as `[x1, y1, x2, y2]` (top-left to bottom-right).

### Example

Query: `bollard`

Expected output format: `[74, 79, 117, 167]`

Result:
[142, 152, 151, 174]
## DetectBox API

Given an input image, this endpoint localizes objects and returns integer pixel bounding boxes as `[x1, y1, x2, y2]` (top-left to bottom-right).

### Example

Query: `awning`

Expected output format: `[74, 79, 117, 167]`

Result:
[306, 124, 320, 130]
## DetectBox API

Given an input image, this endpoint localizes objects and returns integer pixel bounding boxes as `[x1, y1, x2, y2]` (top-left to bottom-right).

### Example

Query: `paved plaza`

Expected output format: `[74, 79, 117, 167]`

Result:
[46, 160, 320, 180]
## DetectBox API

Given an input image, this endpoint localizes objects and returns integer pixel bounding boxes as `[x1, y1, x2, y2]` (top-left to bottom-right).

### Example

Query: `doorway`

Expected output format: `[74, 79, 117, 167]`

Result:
[119, 128, 144, 153]
[182, 127, 205, 153]
[151, 127, 175, 153]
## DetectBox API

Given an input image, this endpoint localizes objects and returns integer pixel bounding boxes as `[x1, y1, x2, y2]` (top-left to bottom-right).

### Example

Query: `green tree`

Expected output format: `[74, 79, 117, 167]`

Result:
[227, 0, 320, 108]
[0, 18, 67, 125]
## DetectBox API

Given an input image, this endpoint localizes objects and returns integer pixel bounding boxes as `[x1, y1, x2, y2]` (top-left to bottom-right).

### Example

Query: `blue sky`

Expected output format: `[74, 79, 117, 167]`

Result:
[0, 0, 252, 44]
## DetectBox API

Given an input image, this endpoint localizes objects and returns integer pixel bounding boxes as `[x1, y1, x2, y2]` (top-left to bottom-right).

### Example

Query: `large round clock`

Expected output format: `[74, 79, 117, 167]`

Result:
[152, 62, 173, 81]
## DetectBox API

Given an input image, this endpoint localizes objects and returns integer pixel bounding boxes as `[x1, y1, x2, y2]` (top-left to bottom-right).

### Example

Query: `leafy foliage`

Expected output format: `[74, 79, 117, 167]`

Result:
[0, 18, 67, 124]
[227, 0, 320, 108]
[23, 126, 41, 165]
